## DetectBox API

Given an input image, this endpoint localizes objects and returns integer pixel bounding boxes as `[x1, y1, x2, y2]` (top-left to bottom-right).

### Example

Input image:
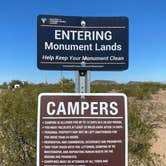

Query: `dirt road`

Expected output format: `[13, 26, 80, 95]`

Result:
[151, 90, 166, 165]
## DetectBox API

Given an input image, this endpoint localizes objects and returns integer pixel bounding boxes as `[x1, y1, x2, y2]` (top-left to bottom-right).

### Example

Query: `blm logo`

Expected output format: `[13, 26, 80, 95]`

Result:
[41, 18, 47, 24]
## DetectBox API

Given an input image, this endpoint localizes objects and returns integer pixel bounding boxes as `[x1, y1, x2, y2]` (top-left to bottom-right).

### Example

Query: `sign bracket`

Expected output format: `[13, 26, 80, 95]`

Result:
[75, 70, 90, 93]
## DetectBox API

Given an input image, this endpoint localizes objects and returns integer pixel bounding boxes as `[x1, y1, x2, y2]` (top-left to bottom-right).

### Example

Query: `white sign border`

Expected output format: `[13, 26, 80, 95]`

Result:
[37, 93, 128, 166]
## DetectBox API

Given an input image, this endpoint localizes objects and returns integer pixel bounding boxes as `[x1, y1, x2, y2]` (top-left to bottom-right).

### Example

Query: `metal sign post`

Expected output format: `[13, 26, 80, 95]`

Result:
[75, 70, 91, 93]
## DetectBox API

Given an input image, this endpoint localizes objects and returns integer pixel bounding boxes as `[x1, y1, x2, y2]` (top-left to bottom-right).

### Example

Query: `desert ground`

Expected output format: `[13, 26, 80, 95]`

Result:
[151, 90, 166, 165]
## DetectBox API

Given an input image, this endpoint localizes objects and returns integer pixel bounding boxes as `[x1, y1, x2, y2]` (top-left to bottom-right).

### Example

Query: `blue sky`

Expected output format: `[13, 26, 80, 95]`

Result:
[0, 0, 166, 84]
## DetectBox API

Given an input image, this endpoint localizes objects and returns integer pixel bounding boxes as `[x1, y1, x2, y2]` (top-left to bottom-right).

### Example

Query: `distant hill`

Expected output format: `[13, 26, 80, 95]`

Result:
[127, 81, 162, 84]
[127, 81, 143, 84]
[91, 80, 117, 84]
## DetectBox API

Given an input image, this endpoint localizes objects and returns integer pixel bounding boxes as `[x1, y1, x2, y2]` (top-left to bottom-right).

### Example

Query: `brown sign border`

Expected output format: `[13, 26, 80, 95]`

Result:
[37, 93, 128, 166]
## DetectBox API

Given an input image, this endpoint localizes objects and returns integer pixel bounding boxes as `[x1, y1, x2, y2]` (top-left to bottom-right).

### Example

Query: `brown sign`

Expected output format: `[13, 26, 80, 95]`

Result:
[37, 93, 128, 166]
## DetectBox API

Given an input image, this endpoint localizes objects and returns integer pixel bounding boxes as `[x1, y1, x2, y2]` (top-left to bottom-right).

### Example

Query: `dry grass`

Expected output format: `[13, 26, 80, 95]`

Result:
[150, 90, 166, 165]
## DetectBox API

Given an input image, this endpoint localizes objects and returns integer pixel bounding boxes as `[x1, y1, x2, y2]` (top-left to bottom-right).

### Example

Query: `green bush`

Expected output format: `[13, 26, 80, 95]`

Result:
[0, 88, 37, 165]
[128, 100, 159, 165]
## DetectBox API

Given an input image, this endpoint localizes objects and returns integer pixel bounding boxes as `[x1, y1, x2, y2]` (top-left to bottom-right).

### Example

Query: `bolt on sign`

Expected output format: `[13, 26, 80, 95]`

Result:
[37, 15, 128, 71]
[37, 93, 128, 166]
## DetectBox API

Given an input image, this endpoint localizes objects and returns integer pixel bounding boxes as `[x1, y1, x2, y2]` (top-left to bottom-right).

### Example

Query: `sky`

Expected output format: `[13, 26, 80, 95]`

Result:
[0, 0, 166, 84]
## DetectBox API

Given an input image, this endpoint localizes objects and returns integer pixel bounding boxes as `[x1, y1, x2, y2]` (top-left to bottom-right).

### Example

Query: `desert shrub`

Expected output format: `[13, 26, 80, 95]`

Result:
[91, 82, 164, 99]
[128, 100, 162, 166]
[0, 88, 37, 165]
[128, 100, 154, 165]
